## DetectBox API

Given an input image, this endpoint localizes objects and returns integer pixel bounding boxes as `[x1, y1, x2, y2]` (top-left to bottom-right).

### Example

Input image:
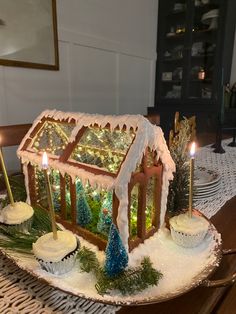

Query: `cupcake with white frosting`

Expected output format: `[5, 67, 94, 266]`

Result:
[33, 230, 79, 275]
[169, 212, 209, 248]
[0, 201, 34, 233]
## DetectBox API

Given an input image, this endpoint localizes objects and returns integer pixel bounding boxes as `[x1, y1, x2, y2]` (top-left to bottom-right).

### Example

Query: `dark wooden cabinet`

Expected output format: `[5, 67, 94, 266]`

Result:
[149, 0, 236, 135]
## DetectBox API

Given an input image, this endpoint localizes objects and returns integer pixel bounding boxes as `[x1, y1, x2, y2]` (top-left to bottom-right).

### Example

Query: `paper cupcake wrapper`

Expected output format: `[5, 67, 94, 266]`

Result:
[170, 226, 208, 248]
[36, 246, 79, 276]
[0, 216, 33, 233]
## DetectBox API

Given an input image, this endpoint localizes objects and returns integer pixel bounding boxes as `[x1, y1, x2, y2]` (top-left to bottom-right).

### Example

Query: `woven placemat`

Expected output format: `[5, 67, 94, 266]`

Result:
[0, 254, 120, 314]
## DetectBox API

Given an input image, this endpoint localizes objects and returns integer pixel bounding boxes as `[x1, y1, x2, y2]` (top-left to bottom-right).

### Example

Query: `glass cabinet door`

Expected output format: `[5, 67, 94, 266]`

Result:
[160, 0, 187, 100]
[187, 0, 221, 100]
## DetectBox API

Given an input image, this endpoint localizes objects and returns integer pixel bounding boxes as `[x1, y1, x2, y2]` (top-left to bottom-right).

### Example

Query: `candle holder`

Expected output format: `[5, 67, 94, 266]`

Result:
[228, 129, 236, 147]
[213, 123, 225, 154]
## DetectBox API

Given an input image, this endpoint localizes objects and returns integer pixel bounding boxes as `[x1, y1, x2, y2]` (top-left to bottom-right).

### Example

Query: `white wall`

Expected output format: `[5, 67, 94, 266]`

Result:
[0, 0, 158, 126]
[0, 0, 158, 169]
[230, 32, 236, 84]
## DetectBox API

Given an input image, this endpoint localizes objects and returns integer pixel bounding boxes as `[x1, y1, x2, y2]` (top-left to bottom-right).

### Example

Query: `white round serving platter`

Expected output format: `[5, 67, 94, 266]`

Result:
[194, 167, 220, 187]
[0, 223, 222, 306]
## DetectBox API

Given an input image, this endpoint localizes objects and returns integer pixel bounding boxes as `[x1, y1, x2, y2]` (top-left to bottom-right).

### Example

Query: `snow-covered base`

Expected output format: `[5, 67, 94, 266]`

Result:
[1, 226, 221, 305]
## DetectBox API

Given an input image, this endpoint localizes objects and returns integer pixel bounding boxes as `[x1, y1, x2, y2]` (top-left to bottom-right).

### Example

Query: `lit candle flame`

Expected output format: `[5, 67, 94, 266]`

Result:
[42, 152, 48, 169]
[190, 142, 196, 158]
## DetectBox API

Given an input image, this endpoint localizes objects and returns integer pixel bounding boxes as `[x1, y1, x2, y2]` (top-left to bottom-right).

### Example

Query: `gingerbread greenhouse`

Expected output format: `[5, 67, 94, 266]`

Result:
[17, 110, 175, 251]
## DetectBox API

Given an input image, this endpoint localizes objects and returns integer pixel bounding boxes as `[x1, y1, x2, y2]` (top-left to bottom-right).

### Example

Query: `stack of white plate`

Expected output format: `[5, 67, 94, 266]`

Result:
[193, 166, 221, 201]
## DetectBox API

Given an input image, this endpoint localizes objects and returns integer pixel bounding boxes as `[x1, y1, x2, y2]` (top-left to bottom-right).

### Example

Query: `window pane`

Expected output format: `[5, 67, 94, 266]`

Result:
[146, 149, 155, 167]
[130, 184, 139, 238]
[146, 176, 156, 231]
[70, 126, 135, 174]
[35, 167, 62, 214]
[75, 179, 113, 240]
[30, 120, 75, 155]
[51, 169, 61, 214]
[65, 174, 72, 221]
[35, 167, 47, 208]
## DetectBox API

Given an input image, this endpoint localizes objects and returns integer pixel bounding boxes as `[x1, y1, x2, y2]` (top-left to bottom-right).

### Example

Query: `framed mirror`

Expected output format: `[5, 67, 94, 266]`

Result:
[0, 0, 59, 70]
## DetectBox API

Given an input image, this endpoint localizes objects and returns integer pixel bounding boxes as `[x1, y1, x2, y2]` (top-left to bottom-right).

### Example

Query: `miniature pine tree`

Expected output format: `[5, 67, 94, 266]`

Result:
[77, 193, 92, 226]
[104, 223, 128, 277]
[76, 180, 84, 194]
[97, 192, 113, 235]
[97, 208, 112, 236]
[52, 189, 61, 212]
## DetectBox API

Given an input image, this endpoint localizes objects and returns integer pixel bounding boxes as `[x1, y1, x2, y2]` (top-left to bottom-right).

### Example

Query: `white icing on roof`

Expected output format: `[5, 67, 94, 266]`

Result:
[17, 110, 175, 248]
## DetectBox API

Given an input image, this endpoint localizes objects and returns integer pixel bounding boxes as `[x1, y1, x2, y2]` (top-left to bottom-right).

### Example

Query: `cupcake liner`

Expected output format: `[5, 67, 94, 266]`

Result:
[170, 226, 208, 248]
[0, 216, 33, 233]
[36, 243, 79, 275]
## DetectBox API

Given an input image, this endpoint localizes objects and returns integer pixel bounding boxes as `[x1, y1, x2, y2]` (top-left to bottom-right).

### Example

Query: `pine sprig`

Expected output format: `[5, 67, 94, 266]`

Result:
[0, 226, 37, 253]
[77, 246, 100, 273]
[77, 247, 162, 296]
[0, 206, 57, 254]
[96, 257, 162, 295]
[32, 206, 55, 233]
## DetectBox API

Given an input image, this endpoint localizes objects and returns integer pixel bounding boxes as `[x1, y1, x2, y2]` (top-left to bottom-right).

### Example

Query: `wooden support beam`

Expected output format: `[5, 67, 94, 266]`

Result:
[138, 182, 146, 241]
[27, 164, 37, 206]
[70, 178, 77, 224]
[112, 190, 119, 227]
[60, 174, 66, 220]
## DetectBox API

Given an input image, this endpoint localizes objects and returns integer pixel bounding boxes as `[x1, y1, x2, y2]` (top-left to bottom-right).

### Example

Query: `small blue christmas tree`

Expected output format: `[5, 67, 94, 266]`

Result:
[97, 192, 113, 236]
[104, 223, 128, 277]
[77, 193, 92, 226]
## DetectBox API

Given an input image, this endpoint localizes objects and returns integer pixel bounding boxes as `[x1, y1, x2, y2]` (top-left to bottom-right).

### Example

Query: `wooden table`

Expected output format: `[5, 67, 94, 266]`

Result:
[119, 196, 236, 314]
